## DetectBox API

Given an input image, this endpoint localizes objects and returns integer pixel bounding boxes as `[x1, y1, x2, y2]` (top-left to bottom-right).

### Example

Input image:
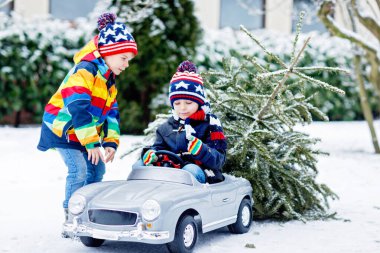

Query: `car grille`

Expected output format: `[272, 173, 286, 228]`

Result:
[88, 209, 138, 226]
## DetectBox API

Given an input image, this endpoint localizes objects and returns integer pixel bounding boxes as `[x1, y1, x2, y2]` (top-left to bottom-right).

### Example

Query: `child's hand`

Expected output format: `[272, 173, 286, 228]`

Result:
[87, 147, 105, 165]
[187, 135, 203, 156]
[143, 149, 158, 165]
[105, 147, 116, 163]
[185, 124, 196, 140]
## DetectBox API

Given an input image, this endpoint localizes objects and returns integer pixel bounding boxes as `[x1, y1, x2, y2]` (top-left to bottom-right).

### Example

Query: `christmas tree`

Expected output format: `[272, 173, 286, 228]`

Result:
[124, 13, 348, 220]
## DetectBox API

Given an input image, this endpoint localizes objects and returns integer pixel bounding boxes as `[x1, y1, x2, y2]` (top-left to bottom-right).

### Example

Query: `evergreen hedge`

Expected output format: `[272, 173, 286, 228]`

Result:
[0, 13, 88, 125]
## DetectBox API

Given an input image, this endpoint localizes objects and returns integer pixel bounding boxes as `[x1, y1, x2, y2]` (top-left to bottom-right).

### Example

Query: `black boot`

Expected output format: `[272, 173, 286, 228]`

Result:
[61, 208, 70, 238]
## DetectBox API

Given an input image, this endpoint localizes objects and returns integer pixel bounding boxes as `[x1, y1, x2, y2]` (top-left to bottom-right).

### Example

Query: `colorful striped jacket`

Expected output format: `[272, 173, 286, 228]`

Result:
[37, 36, 120, 152]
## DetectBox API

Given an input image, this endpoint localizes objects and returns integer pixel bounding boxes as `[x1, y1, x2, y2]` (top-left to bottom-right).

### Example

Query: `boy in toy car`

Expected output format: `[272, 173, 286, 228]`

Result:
[137, 61, 227, 184]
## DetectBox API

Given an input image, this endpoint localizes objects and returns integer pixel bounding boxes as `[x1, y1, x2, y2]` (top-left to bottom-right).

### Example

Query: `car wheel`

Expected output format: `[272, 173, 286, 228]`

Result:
[228, 198, 252, 234]
[79, 236, 105, 247]
[167, 215, 198, 253]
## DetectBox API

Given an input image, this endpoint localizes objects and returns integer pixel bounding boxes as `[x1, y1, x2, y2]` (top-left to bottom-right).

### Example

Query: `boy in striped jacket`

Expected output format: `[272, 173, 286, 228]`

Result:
[140, 61, 227, 184]
[37, 13, 138, 221]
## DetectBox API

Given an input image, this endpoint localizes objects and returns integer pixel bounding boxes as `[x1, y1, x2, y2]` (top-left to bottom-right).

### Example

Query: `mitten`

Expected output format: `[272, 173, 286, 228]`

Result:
[187, 135, 203, 156]
[184, 123, 203, 155]
[142, 149, 158, 165]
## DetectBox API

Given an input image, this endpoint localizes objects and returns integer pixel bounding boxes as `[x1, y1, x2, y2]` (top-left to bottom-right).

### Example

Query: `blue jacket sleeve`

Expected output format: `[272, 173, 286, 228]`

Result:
[193, 114, 227, 172]
[193, 141, 226, 171]
[151, 128, 169, 151]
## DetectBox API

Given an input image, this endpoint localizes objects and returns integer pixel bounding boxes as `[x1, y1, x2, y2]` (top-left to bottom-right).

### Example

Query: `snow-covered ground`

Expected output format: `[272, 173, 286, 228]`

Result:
[1, 121, 380, 253]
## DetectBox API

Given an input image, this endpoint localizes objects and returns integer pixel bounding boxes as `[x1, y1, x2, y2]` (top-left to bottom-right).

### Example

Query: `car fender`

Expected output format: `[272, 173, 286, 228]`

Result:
[161, 197, 209, 241]
[234, 184, 253, 214]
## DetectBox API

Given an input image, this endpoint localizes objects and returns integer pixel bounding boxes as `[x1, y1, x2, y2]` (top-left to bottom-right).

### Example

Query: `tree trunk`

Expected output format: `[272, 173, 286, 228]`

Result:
[348, 2, 380, 153]
[141, 87, 151, 128]
[14, 110, 21, 128]
[354, 54, 380, 153]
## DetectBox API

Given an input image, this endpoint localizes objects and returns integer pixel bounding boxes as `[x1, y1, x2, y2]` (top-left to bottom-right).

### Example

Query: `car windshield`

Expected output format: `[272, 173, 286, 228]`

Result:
[127, 167, 194, 186]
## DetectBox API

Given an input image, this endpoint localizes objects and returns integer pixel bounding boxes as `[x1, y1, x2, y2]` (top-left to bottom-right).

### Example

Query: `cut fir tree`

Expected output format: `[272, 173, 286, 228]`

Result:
[201, 13, 347, 220]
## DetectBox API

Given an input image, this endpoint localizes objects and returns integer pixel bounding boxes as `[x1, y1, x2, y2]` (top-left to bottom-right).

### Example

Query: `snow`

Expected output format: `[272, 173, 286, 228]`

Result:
[1, 121, 380, 253]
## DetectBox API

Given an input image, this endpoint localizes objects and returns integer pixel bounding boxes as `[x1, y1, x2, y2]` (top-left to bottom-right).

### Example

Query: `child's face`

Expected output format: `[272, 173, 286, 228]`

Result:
[173, 100, 199, 120]
[104, 52, 135, 75]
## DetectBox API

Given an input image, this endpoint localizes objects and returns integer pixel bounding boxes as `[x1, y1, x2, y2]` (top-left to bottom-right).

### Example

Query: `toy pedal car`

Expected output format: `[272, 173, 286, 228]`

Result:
[63, 151, 253, 253]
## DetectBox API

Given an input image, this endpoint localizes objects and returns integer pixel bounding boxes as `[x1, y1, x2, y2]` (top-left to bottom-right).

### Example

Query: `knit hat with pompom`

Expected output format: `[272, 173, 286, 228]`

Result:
[97, 13, 138, 57]
[169, 60, 206, 108]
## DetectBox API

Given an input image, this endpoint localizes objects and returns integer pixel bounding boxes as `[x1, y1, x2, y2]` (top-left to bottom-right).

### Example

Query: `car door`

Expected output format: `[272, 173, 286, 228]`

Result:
[207, 180, 239, 220]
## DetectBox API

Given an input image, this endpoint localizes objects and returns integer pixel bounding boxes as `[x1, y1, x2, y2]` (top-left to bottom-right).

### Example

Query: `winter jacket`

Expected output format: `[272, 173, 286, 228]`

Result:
[37, 36, 120, 152]
[149, 115, 227, 182]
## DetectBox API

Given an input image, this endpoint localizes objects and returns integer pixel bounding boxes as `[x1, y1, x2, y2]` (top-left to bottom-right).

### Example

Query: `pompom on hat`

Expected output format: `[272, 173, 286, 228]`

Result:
[97, 13, 138, 57]
[169, 60, 206, 108]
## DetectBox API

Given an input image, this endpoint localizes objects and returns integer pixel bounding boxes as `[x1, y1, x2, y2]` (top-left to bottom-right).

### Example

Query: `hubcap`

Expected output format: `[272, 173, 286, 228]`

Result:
[183, 224, 195, 247]
[241, 205, 251, 227]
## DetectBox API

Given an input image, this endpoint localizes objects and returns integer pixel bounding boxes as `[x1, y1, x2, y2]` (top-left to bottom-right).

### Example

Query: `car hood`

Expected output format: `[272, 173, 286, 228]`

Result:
[88, 180, 205, 209]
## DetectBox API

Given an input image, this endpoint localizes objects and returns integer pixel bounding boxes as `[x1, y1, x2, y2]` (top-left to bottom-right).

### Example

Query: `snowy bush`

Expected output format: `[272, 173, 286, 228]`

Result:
[0, 0, 202, 133]
[0, 0, 113, 125]
[0, 12, 92, 125]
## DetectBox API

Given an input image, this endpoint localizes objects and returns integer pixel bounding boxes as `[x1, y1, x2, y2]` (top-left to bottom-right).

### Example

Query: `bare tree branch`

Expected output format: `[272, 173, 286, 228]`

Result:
[0, 0, 12, 8]
[351, 0, 380, 39]
[347, 3, 380, 153]
[317, 1, 378, 56]
[365, 0, 380, 19]
[375, 0, 380, 11]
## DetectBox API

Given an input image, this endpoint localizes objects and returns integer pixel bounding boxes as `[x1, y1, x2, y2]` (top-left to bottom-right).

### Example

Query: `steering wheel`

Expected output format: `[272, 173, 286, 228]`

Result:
[143, 150, 185, 168]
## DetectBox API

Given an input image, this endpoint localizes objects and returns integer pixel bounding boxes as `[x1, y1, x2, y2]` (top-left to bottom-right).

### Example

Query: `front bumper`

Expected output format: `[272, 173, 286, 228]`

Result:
[63, 217, 170, 244]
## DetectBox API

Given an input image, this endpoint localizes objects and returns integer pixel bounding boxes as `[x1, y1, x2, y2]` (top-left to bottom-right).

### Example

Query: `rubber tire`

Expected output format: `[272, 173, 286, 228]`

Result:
[228, 198, 252, 234]
[167, 215, 198, 253]
[79, 236, 105, 247]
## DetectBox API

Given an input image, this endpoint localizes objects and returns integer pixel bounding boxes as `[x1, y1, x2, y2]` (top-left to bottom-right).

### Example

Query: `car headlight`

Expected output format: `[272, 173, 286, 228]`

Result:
[68, 194, 86, 215]
[141, 199, 161, 221]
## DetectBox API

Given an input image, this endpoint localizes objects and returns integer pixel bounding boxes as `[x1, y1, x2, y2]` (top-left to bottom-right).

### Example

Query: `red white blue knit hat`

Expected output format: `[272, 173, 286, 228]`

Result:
[169, 61, 206, 107]
[97, 13, 138, 57]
